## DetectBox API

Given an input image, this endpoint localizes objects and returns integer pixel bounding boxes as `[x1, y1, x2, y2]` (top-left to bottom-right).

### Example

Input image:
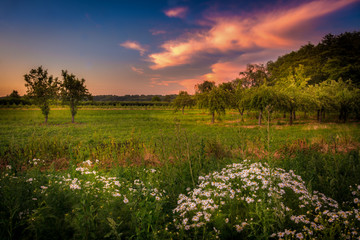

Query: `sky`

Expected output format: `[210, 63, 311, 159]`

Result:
[0, 0, 359, 96]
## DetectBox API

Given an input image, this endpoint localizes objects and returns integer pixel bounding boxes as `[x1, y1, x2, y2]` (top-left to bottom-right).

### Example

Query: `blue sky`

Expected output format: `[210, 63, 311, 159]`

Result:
[0, 0, 359, 96]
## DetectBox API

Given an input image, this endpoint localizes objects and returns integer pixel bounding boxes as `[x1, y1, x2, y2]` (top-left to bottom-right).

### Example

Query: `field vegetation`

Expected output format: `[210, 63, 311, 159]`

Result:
[0, 108, 359, 239]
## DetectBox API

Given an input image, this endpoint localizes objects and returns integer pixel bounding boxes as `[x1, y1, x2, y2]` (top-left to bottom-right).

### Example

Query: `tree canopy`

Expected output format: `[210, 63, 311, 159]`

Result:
[24, 66, 59, 123]
[60, 70, 91, 123]
[268, 31, 360, 86]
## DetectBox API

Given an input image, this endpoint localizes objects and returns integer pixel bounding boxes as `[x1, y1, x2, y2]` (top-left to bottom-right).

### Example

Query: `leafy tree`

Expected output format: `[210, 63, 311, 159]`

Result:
[24, 66, 59, 123]
[163, 95, 172, 103]
[239, 63, 269, 88]
[244, 84, 280, 125]
[9, 90, 21, 99]
[312, 80, 338, 123]
[332, 79, 359, 123]
[60, 70, 91, 123]
[151, 96, 161, 102]
[195, 80, 215, 93]
[173, 91, 195, 114]
[196, 82, 226, 123]
[219, 80, 248, 121]
[276, 65, 311, 125]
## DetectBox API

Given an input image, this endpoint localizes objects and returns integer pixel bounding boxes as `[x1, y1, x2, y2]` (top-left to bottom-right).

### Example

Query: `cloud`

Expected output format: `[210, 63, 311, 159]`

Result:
[149, 0, 357, 70]
[164, 7, 188, 18]
[150, 29, 166, 35]
[150, 77, 178, 87]
[120, 41, 147, 56]
[131, 66, 144, 74]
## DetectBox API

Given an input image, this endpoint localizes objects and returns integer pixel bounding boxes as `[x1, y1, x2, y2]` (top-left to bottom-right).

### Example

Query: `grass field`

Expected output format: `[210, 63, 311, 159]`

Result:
[1, 108, 360, 239]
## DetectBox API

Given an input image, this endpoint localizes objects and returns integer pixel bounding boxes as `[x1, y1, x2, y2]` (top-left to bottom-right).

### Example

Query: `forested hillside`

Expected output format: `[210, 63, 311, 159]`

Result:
[267, 31, 360, 86]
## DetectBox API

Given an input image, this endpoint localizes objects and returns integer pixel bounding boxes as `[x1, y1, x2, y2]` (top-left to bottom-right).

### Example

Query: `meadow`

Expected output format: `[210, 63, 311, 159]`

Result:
[1, 107, 360, 239]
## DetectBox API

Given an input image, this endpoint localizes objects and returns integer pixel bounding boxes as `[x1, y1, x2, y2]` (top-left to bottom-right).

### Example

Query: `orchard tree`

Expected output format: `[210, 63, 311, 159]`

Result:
[195, 80, 215, 93]
[245, 84, 280, 125]
[173, 91, 195, 114]
[239, 63, 269, 88]
[196, 82, 227, 124]
[276, 65, 311, 125]
[333, 79, 359, 123]
[233, 78, 250, 120]
[60, 70, 91, 123]
[312, 80, 338, 123]
[24, 66, 59, 123]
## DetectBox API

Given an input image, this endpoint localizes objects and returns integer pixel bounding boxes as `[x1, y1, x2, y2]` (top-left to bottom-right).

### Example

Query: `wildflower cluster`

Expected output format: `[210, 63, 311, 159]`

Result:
[28, 158, 45, 166]
[37, 160, 168, 204]
[173, 160, 360, 239]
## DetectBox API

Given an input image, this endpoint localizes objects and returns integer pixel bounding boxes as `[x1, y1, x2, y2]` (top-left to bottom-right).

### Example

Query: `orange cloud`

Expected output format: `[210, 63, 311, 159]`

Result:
[120, 41, 147, 56]
[131, 66, 144, 74]
[149, 0, 357, 69]
[164, 7, 188, 18]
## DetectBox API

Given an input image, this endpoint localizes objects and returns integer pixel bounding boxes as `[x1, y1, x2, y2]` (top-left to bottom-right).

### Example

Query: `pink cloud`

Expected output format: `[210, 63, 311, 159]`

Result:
[150, 77, 178, 87]
[120, 41, 147, 56]
[150, 29, 166, 35]
[131, 66, 144, 74]
[149, 0, 357, 70]
[164, 7, 188, 18]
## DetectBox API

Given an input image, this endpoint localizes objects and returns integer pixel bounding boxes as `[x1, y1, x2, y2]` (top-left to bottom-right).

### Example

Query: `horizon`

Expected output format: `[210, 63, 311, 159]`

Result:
[1, 0, 359, 97]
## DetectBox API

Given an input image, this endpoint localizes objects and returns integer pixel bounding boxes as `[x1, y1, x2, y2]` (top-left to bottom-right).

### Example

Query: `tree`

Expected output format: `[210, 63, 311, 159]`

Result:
[244, 84, 280, 125]
[196, 83, 227, 124]
[239, 63, 269, 88]
[24, 66, 59, 123]
[332, 79, 359, 123]
[60, 70, 91, 123]
[151, 96, 161, 102]
[276, 65, 311, 125]
[163, 95, 172, 103]
[9, 90, 21, 99]
[195, 80, 215, 94]
[173, 91, 195, 114]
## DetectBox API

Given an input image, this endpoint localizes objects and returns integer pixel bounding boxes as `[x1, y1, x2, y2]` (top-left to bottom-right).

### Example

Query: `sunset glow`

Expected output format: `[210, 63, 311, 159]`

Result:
[0, 0, 359, 96]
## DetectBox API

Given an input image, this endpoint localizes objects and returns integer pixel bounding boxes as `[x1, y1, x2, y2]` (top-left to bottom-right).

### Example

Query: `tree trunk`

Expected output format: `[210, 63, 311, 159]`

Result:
[211, 112, 215, 124]
[71, 105, 76, 123]
[258, 109, 263, 126]
[322, 110, 325, 122]
[343, 109, 348, 123]
[283, 112, 286, 118]
[45, 115, 48, 124]
[304, 111, 307, 119]
[182, 106, 185, 115]
[339, 108, 343, 122]
[238, 108, 244, 122]
[319, 109, 323, 123]
[293, 111, 296, 121]
[289, 110, 293, 125]
[317, 110, 320, 122]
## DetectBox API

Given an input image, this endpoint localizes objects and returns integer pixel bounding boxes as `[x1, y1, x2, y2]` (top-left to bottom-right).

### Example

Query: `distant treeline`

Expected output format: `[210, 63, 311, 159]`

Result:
[93, 94, 177, 102]
[0, 94, 177, 106]
[0, 97, 31, 106]
[80, 101, 170, 107]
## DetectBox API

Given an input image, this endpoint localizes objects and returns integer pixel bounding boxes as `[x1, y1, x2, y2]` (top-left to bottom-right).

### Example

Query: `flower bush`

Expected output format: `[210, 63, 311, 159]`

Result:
[172, 160, 360, 239]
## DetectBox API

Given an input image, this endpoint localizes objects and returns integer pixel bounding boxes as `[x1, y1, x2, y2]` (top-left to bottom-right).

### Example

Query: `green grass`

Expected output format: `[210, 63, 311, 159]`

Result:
[0, 108, 360, 239]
